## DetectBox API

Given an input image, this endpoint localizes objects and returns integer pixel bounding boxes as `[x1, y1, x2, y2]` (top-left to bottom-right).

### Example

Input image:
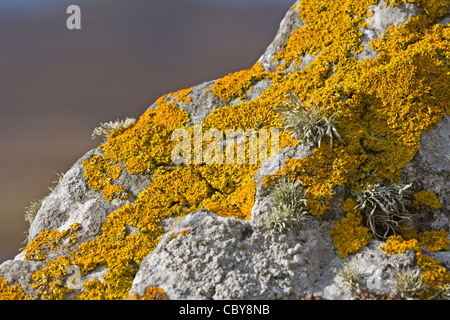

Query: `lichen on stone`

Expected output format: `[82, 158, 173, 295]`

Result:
[3, 0, 449, 300]
[0, 277, 31, 300]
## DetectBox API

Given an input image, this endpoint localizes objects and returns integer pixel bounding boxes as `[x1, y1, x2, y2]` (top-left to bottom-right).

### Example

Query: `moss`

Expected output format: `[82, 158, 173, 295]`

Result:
[0, 277, 32, 300]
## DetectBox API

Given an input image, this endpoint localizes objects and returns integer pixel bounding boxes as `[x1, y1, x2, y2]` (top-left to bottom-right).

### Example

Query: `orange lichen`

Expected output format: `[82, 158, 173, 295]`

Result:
[381, 229, 450, 299]
[173, 87, 193, 105]
[23, 223, 80, 261]
[18, 0, 450, 300]
[385, 0, 450, 19]
[0, 277, 32, 300]
[329, 211, 373, 258]
[340, 198, 360, 215]
[173, 230, 190, 238]
[413, 190, 442, 211]
[82, 155, 130, 202]
[416, 251, 450, 299]
[100, 102, 190, 175]
[265, 2, 450, 216]
[275, 0, 377, 70]
[211, 62, 272, 104]
[380, 235, 420, 255]
[382, 230, 449, 255]
[128, 286, 168, 300]
[419, 230, 449, 252]
[31, 256, 73, 300]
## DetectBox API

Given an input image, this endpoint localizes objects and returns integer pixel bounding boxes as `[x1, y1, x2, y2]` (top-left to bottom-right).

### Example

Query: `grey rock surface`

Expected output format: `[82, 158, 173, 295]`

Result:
[321, 241, 417, 299]
[16, 148, 151, 262]
[129, 209, 338, 300]
[0, 260, 46, 299]
[402, 116, 450, 233]
[258, 1, 305, 72]
[356, 0, 425, 60]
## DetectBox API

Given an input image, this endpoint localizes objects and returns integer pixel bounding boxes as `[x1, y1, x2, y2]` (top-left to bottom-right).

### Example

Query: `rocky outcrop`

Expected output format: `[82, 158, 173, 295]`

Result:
[1, 0, 449, 300]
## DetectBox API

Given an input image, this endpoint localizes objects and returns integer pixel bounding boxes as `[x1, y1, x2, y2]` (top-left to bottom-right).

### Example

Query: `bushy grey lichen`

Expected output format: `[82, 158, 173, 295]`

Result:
[92, 117, 136, 142]
[395, 268, 425, 300]
[265, 179, 309, 233]
[23, 172, 65, 244]
[335, 263, 361, 295]
[24, 199, 43, 226]
[276, 93, 345, 148]
[354, 182, 414, 240]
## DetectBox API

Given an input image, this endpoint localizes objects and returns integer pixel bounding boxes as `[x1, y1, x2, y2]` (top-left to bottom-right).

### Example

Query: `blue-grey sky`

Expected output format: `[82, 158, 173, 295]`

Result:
[0, 0, 294, 11]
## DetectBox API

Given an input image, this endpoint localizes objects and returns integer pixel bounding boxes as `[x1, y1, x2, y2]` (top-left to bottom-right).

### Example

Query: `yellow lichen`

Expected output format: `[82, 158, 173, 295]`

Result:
[416, 251, 450, 299]
[128, 286, 168, 300]
[211, 62, 272, 104]
[329, 211, 373, 259]
[419, 230, 449, 252]
[82, 155, 130, 202]
[21, 0, 450, 300]
[380, 235, 420, 255]
[23, 223, 80, 262]
[0, 277, 32, 300]
[413, 190, 442, 211]
[31, 256, 73, 300]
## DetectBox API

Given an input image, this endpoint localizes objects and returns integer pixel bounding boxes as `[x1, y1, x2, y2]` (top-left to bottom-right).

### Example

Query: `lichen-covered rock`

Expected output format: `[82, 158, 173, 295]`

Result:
[1, 0, 449, 300]
[129, 209, 338, 300]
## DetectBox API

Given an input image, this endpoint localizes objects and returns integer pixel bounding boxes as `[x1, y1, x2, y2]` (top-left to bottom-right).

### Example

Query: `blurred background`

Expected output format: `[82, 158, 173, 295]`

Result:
[0, 0, 294, 263]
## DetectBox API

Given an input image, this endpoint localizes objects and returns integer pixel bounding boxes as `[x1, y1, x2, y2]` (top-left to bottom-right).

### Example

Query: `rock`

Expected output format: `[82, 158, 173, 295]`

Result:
[0, 260, 46, 299]
[321, 241, 417, 300]
[1, 0, 449, 300]
[20, 148, 151, 258]
[258, 3, 306, 72]
[129, 209, 338, 300]
[402, 116, 450, 232]
[356, 0, 425, 60]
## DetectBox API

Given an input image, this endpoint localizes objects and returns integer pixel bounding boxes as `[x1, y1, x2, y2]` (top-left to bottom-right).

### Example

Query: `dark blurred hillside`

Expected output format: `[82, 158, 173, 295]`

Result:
[0, 0, 293, 262]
